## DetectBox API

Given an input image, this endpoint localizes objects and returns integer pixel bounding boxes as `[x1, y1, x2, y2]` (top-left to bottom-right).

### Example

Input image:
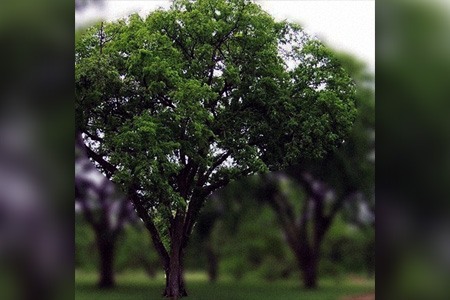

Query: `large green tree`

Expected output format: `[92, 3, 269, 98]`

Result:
[75, 0, 355, 298]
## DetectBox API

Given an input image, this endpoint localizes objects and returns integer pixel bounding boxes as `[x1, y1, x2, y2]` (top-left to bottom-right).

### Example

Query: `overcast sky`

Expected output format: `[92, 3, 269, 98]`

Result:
[76, 0, 374, 71]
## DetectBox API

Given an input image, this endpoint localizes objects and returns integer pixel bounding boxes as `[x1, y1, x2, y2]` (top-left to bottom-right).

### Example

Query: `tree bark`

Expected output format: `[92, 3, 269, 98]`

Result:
[300, 252, 318, 289]
[95, 231, 116, 289]
[163, 215, 188, 299]
[163, 254, 187, 299]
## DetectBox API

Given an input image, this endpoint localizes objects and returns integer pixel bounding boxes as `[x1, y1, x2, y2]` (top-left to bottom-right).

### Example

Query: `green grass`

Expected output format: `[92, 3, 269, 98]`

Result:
[75, 271, 374, 300]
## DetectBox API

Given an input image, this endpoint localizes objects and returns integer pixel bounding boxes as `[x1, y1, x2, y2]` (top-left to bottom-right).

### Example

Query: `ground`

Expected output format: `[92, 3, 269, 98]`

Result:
[75, 271, 375, 300]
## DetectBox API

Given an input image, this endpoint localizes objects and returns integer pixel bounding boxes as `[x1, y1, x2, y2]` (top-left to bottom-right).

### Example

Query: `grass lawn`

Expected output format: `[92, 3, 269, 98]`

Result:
[75, 271, 374, 300]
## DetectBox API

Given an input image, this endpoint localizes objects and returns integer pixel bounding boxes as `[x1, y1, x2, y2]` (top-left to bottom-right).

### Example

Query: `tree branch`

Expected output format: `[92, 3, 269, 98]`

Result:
[84, 145, 117, 178]
[271, 193, 301, 251]
[84, 130, 104, 142]
[129, 192, 170, 271]
[197, 150, 231, 187]
[200, 178, 230, 198]
[182, 193, 206, 247]
[182, 171, 235, 247]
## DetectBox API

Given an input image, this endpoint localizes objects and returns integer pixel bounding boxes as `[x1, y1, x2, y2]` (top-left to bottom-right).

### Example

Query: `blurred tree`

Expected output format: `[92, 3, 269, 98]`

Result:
[115, 224, 161, 278]
[190, 195, 223, 282]
[257, 53, 374, 289]
[321, 214, 374, 278]
[377, 2, 450, 298]
[75, 0, 355, 297]
[75, 135, 136, 288]
[212, 180, 295, 282]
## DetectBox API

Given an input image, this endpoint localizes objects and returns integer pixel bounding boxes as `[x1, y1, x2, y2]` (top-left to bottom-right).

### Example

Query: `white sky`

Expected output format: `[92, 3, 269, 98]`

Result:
[76, 0, 374, 71]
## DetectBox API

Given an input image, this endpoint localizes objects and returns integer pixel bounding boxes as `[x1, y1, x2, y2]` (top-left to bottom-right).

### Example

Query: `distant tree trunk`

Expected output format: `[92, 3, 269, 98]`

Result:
[299, 251, 318, 289]
[95, 230, 117, 289]
[206, 240, 218, 282]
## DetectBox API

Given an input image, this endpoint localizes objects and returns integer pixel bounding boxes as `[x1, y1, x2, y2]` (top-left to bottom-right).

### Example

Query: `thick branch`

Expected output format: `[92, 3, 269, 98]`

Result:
[182, 194, 206, 247]
[313, 195, 326, 248]
[182, 173, 232, 247]
[84, 130, 104, 142]
[269, 193, 301, 252]
[297, 174, 329, 246]
[197, 150, 231, 187]
[84, 145, 117, 178]
[129, 192, 170, 270]
[185, 164, 199, 197]
[200, 178, 230, 198]
[177, 159, 195, 198]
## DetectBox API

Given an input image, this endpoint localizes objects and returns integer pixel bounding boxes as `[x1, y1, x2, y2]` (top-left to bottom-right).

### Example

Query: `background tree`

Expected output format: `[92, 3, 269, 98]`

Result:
[211, 179, 295, 282]
[115, 224, 162, 279]
[202, 52, 374, 289]
[257, 53, 374, 289]
[188, 195, 223, 282]
[75, 135, 136, 288]
[75, 0, 355, 298]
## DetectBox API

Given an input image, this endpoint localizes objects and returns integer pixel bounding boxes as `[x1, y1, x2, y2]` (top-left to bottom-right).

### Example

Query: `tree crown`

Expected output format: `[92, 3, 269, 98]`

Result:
[75, 0, 356, 228]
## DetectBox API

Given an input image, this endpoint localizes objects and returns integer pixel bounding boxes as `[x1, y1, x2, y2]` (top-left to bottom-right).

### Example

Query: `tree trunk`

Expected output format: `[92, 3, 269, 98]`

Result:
[163, 217, 188, 299]
[163, 248, 187, 299]
[300, 252, 318, 289]
[95, 231, 116, 289]
[206, 240, 218, 282]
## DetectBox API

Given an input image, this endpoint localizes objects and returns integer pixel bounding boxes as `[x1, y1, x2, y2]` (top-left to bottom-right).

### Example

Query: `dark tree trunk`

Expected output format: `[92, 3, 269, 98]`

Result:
[95, 231, 116, 289]
[163, 260, 187, 299]
[206, 240, 218, 282]
[295, 247, 319, 290]
[301, 255, 318, 289]
[163, 216, 188, 299]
